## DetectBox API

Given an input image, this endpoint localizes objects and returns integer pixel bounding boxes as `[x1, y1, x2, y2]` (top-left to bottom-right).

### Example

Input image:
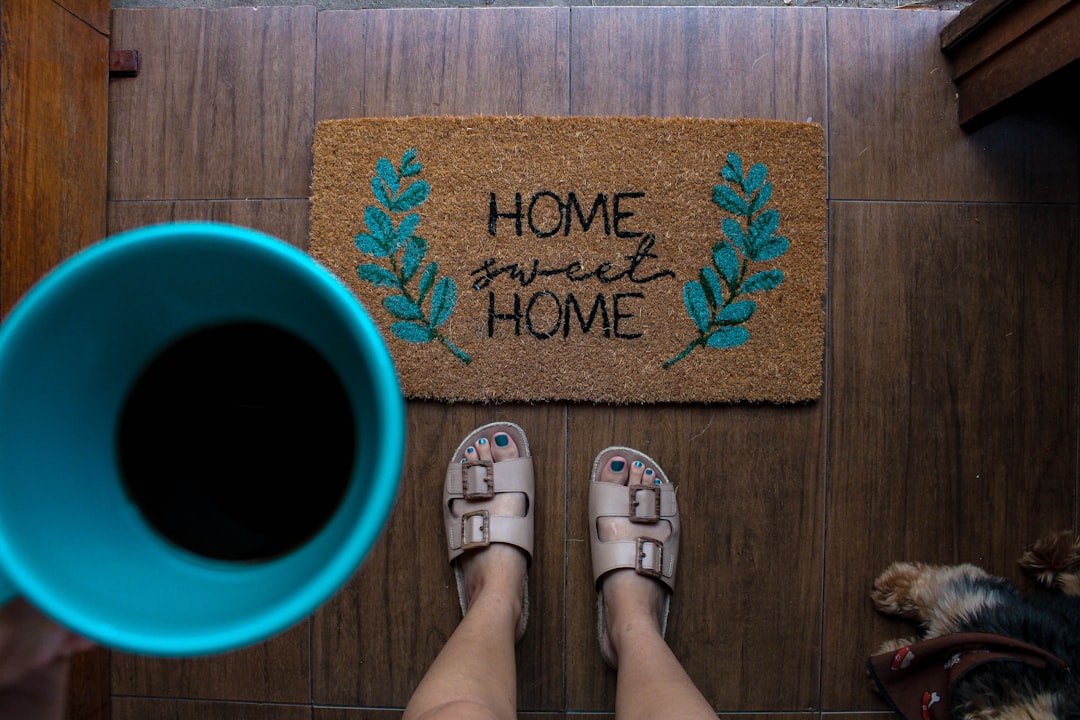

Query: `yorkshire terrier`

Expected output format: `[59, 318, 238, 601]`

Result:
[867, 531, 1080, 719]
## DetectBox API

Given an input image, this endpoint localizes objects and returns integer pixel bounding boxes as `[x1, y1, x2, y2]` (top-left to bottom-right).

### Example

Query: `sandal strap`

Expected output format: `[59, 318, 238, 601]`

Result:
[589, 480, 677, 523]
[445, 456, 534, 562]
[590, 478, 678, 591]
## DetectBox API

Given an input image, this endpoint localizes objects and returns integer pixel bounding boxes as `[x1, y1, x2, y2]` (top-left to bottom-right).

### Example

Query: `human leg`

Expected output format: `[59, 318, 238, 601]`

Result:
[591, 451, 715, 720]
[403, 425, 533, 720]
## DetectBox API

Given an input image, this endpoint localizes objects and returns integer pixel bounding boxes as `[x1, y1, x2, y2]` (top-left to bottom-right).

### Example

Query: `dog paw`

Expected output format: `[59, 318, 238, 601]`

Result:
[866, 636, 921, 697]
[871, 561, 935, 619]
[872, 635, 921, 658]
[1019, 530, 1080, 596]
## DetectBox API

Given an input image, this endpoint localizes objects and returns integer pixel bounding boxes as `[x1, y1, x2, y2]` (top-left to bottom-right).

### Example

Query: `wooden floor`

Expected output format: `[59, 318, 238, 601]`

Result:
[101, 5, 1078, 719]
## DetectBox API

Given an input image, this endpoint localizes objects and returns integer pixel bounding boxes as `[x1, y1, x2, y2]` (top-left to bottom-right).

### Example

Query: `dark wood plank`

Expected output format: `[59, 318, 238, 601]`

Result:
[311, 402, 567, 711]
[315, 711, 565, 720]
[827, 7, 1079, 202]
[939, 0, 1014, 47]
[68, 648, 111, 720]
[942, 0, 1073, 76]
[823, 201, 1078, 709]
[312, 710, 403, 720]
[952, 1, 1080, 128]
[565, 404, 825, 711]
[111, 623, 311, 703]
[108, 7, 316, 201]
[315, 8, 570, 120]
[55, 0, 110, 36]
[570, 7, 826, 123]
[1, 0, 108, 314]
[108, 200, 311, 249]
[312, 10, 570, 709]
[113, 698, 310, 720]
[565, 6, 827, 712]
[568, 715, 815, 720]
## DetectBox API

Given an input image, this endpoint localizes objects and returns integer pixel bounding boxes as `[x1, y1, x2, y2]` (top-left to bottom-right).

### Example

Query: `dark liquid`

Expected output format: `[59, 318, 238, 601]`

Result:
[117, 322, 356, 562]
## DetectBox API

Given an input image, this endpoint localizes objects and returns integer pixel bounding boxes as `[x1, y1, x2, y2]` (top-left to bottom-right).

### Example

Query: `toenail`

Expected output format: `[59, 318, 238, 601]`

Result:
[610, 460, 625, 472]
[466, 447, 476, 454]
[494, 433, 509, 447]
[478, 438, 487, 445]
[633, 461, 643, 468]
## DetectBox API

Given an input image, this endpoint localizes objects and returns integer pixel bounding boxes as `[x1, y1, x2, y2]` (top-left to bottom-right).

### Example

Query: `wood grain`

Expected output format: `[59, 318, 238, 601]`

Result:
[311, 402, 568, 710]
[570, 6, 826, 123]
[78, 5, 1080, 717]
[822, 200, 1078, 709]
[0, 0, 108, 314]
[108, 200, 311, 249]
[112, 698, 311, 720]
[827, 7, 1078, 202]
[315, 8, 570, 120]
[565, 404, 825, 711]
[108, 7, 317, 201]
[111, 623, 311, 703]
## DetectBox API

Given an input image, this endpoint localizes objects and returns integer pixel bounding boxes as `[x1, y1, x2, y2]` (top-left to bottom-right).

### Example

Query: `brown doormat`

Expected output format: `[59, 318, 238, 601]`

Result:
[310, 116, 825, 404]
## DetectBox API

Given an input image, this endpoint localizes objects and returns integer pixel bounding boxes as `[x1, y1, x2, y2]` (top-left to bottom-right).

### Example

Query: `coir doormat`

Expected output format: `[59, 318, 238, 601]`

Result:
[310, 116, 825, 404]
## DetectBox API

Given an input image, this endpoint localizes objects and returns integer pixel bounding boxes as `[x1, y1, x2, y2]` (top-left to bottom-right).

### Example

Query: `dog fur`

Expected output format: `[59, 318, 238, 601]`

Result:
[871, 531, 1080, 719]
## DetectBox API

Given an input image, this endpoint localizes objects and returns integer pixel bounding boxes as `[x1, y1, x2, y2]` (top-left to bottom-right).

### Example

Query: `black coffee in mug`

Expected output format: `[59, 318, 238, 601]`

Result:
[117, 321, 356, 562]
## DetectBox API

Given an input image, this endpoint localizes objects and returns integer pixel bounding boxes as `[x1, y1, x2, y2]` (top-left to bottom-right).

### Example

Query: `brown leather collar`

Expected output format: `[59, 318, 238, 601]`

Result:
[867, 632, 1068, 720]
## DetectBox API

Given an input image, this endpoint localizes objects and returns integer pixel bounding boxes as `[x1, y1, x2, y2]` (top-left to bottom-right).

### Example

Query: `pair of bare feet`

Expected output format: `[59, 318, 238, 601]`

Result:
[451, 429, 670, 665]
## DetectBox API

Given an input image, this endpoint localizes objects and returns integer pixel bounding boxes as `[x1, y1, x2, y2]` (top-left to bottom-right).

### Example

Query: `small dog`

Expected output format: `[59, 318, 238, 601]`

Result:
[868, 531, 1080, 719]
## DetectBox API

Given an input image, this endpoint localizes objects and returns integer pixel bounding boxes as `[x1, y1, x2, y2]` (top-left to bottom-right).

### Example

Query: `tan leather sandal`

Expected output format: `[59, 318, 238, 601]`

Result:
[444, 421, 534, 642]
[590, 446, 680, 668]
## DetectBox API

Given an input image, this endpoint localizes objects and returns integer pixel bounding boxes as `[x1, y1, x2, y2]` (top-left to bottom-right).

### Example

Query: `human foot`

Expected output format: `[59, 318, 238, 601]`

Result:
[444, 422, 534, 641]
[589, 447, 679, 668]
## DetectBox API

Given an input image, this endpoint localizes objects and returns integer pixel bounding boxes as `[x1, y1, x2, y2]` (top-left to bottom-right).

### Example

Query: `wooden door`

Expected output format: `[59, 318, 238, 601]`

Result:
[1, 1, 110, 718]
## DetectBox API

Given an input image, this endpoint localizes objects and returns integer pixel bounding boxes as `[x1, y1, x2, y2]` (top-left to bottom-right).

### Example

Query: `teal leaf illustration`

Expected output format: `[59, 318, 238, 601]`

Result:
[364, 206, 394, 244]
[742, 269, 784, 294]
[357, 263, 400, 288]
[748, 209, 780, 248]
[743, 163, 767, 195]
[394, 212, 421, 253]
[392, 321, 434, 343]
[355, 231, 389, 258]
[712, 241, 740, 285]
[707, 326, 750, 349]
[417, 262, 438, 301]
[401, 235, 428, 282]
[400, 148, 422, 177]
[718, 299, 756, 324]
[721, 152, 743, 183]
[665, 151, 790, 369]
[352, 150, 471, 364]
[371, 176, 392, 209]
[389, 180, 430, 213]
[721, 218, 746, 252]
[699, 267, 724, 309]
[683, 281, 711, 333]
[749, 182, 773, 214]
[429, 277, 457, 328]
[384, 295, 423, 321]
[753, 235, 789, 262]
[713, 185, 748, 215]
[376, 157, 400, 195]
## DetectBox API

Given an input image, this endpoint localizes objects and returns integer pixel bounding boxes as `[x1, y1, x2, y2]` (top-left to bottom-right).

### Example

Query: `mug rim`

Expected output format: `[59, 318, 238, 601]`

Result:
[0, 221, 406, 656]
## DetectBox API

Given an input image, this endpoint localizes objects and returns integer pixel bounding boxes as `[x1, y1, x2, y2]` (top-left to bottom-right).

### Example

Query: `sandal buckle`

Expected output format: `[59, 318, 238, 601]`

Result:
[628, 483, 661, 523]
[635, 537, 663, 578]
[461, 510, 490, 550]
[462, 460, 495, 499]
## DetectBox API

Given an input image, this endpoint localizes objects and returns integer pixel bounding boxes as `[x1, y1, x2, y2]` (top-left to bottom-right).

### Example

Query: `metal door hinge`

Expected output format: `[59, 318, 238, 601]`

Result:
[109, 50, 140, 79]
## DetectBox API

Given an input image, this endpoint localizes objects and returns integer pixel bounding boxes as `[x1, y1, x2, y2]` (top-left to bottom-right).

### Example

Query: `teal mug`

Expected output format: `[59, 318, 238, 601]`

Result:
[0, 222, 404, 656]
